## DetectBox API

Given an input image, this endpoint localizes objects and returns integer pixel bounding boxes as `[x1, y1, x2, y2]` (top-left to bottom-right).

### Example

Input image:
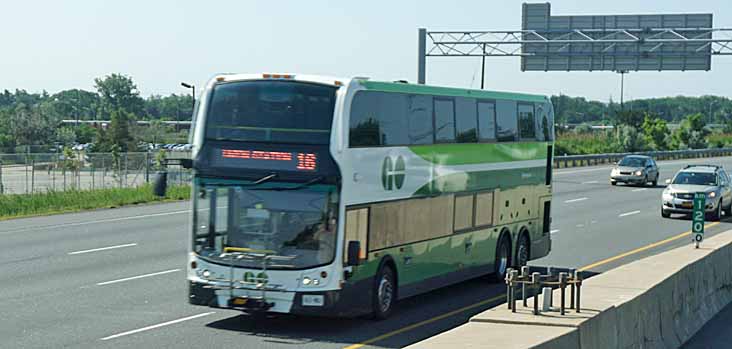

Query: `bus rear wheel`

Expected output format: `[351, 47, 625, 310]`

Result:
[492, 234, 511, 281]
[371, 265, 396, 320]
[515, 233, 530, 268]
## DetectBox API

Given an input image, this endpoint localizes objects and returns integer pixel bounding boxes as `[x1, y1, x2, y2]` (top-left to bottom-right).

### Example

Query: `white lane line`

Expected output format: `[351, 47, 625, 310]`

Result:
[68, 243, 137, 255]
[100, 312, 215, 341]
[582, 180, 599, 184]
[564, 197, 588, 203]
[550, 229, 560, 235]
[632, 188, 648, 192]
[619, 210, 641, 218]
[96, 269, 181, 286]
[2, 210, 189, 235]
[554, 167, 612, 176]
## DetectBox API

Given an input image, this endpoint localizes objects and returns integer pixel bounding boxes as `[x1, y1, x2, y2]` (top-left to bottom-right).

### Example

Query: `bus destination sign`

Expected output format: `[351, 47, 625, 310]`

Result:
[220, 149, 317, 171]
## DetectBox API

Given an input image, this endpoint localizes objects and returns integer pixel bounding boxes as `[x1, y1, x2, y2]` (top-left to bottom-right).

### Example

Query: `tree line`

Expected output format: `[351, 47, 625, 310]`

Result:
[0, 74, 192, 153]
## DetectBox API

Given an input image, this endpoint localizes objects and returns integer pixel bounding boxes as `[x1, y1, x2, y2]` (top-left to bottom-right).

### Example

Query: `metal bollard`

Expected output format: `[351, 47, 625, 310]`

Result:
[531, 272, 540, 315]
[574, 270, 581, 313]
[505, 268, 513, 310]
[570, 269, 576, 309]
[559, 272, 568, 315]
[521, 266, 530, 307]
[510, 269, 519, 313]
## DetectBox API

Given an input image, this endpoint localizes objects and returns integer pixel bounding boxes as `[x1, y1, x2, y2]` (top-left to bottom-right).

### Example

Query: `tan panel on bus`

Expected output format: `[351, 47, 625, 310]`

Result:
[345, 208, 369, 262]
[475, 191, 495, 227]
[454, 195, 474, 231]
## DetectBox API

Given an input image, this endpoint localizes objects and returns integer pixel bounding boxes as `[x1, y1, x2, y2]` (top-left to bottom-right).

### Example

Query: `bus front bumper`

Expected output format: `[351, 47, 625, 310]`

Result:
[188, 278, 372, 317]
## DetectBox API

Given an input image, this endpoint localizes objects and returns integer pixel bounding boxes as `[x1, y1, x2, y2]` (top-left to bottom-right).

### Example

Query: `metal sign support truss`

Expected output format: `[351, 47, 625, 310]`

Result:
[417, 27, 732, 84]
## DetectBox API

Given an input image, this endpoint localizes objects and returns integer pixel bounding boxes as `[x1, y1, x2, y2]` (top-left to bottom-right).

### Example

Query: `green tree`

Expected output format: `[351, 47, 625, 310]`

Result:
[615, 125, 647, 152]
[94, 74, 145, 116]
[671, 113, 708, 149]
[614, 110, 645, 129]
[56, 127, 77, 146]
[641, 115, 669, 150]
[108, 109, 135, 151]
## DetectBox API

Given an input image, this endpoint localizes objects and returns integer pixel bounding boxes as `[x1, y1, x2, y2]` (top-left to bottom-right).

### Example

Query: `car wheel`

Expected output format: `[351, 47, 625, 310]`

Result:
[652, 174, 658, 187]
[643, 175, 648, 187]
[611, 180, 617, 186]
[725, 200, 732, 217]
[515, 233, 530, 268]
[371, 265, 396, 320]
[708, 201, 722, 221]
[491, 234, 511, 282]
[661, 208, 671, 218]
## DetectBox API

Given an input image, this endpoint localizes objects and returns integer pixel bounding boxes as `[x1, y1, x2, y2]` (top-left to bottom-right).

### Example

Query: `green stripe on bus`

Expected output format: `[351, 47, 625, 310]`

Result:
[359, 80, 548, 103]
[408, 142, 548, 166]
[414, 166, 547, 196]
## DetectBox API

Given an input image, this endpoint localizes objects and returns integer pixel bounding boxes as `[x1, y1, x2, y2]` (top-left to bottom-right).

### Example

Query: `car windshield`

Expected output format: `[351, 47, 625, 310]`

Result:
[193, 183, 338, 269]
[672, 172, 717, 186]
[618, 157, 646, 167]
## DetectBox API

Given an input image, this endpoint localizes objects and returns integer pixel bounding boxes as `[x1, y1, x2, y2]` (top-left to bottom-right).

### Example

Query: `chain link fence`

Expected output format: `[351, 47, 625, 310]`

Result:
[0, 151, 192, 194]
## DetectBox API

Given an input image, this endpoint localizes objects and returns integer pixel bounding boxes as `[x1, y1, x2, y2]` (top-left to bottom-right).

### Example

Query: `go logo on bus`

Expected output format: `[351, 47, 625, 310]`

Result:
[382, 155, 405, 191]
[243, 271, 268, 283]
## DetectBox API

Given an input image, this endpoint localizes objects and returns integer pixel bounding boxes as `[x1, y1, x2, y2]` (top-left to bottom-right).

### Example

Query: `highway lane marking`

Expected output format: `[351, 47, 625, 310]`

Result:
[618, 210, 641, 217]
[550, 229, 560, 235]
[582, 180, 599, 184]
[342, 295, 505, 349]
[100, 312, 215, 341]
[96, 269, 181, 286]
[68, 243, 137, 255]
[564, 197, 588, 203]
[578, 221, 720, 272]
[1, 210, 189, 235]
[342, 221, 721, 349]
[632, 188, 648, 192]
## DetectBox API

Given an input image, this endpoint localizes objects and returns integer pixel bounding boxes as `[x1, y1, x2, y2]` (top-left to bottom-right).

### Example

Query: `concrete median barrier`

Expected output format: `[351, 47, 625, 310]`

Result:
[406, 230, 732, 349]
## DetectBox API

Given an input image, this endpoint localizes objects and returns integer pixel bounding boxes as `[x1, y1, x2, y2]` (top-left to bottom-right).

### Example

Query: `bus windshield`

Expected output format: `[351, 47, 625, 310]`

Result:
[205, 80, 337, 145]
[194, 184, 338, 269]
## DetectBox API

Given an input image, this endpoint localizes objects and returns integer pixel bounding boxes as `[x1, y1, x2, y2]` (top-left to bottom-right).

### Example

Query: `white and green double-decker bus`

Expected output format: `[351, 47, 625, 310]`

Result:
[186, 73, 554, 318]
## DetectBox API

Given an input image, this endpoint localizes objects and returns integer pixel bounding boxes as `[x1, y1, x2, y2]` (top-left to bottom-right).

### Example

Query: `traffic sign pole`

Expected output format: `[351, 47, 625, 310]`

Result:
[692, 192, 706, 248]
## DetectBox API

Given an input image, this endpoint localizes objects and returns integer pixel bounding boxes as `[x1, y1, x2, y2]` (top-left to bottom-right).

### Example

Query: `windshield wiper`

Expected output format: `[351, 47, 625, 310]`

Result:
[254, 176, 325, 191]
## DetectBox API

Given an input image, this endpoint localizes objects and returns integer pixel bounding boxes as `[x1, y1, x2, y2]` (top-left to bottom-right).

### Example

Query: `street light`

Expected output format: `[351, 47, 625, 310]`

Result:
[180, 82, 195, 133]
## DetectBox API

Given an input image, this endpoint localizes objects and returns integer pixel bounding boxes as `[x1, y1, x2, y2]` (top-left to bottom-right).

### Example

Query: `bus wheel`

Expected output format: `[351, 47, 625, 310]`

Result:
[371, 265, 396, 320]
[492, 234, 511, 281]
[516, 233, 530, 268]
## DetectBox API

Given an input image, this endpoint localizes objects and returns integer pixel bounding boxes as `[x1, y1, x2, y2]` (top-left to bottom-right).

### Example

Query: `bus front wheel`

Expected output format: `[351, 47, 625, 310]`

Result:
[371, 265, 396, 320]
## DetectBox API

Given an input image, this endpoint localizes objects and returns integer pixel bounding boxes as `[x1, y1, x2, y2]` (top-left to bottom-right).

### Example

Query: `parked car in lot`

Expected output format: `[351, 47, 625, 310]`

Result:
[610, 155, 659, 186]
[661, 164, 732, 221]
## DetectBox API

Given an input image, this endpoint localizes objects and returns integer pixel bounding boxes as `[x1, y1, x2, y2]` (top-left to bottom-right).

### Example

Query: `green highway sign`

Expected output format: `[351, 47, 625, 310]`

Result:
[692, 192, 706, 247]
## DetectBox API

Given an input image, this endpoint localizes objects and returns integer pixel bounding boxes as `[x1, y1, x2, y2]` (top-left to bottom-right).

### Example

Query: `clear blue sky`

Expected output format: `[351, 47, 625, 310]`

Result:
[2, 0, 730, 102]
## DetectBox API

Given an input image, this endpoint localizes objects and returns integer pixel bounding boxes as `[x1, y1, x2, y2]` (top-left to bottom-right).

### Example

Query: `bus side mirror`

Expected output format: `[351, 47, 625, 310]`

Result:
[346, 241, 361, 266]
[153, 171, 168, 197]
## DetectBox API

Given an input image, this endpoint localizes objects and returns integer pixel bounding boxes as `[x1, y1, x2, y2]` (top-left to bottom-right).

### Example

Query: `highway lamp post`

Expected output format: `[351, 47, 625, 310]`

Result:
[709, 100, 716, 125]
[180, 82, 195, 135]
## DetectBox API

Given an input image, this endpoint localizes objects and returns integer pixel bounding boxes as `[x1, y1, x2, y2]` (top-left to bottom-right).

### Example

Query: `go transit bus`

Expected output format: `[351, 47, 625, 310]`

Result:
[186, 73, 554, 319]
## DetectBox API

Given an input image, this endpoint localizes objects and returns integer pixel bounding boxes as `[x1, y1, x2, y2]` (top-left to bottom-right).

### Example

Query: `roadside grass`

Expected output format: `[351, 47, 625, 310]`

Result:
[0, 184, 190, 220]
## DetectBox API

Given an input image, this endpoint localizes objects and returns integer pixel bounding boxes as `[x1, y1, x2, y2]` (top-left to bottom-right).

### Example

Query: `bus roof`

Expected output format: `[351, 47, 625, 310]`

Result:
[358, 80, 549, 103]
[208, 73, 549, 103]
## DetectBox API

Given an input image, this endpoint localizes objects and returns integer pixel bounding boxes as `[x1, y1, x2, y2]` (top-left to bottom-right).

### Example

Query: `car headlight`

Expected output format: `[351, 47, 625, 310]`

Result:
[708, 191, 717, 198]
[635, 170, 643, 176]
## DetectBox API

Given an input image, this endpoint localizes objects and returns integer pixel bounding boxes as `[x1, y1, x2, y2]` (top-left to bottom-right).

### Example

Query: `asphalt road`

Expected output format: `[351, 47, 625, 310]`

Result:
[3, 156, 732, 349]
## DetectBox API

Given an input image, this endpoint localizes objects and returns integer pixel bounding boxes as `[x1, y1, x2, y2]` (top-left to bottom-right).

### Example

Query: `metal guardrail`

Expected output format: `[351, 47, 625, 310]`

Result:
[554, 147, 732, 169]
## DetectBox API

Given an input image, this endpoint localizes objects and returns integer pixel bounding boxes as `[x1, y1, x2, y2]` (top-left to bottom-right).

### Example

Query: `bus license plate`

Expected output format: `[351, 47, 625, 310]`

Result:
[302, 295, 324, 307]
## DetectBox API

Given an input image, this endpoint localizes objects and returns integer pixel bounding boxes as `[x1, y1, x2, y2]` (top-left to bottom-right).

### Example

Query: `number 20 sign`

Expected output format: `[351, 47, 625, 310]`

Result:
[692, 192, 706, 245]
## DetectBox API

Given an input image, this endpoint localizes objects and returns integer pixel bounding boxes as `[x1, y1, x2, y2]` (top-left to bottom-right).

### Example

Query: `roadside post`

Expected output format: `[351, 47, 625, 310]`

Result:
[692, 192, 706, 248]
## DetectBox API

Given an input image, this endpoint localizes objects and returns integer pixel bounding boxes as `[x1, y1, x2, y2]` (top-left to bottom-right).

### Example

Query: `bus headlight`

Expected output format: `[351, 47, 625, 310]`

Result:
[201, 269, 211, 278]
[302, 277, 312, 285]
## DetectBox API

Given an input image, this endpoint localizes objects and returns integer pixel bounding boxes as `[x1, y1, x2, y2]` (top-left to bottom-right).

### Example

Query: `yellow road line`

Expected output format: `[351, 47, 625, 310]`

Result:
[342, 295, 504, 349]
[342, 221, 720, 349]
[577, 221, 718, 272]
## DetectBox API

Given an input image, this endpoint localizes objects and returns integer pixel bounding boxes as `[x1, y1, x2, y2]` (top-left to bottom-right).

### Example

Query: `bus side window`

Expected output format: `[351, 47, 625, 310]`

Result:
[345, 208, 369, 262]
[518, 103, 536, 141]
[496, 100, 517, 142]
[477, 101, 496, 142]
